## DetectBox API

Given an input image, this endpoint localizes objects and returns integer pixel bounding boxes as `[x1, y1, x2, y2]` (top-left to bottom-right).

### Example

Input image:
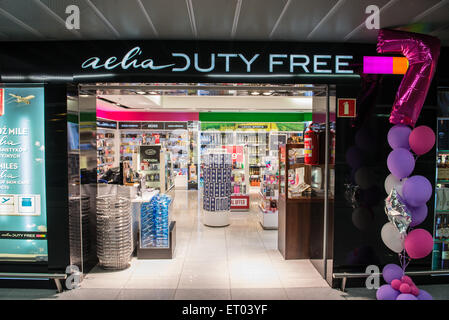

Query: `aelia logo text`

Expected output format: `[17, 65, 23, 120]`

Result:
[81, 46, 354, 74]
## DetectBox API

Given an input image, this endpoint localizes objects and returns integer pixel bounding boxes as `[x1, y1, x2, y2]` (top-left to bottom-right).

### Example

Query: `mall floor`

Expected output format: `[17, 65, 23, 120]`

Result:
[0, 189, 447, 300]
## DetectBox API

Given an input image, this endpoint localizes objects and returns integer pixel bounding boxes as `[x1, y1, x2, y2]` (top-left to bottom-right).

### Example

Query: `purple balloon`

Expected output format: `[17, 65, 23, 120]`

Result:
[417, 289, 433, 300]
[377, 284, 400, 300]
[356, 128, 376, 153]
[346, 146, 363, 169]
[387, 148, 415, 179]
[402, 175, 432, 207]
[388, 125, 412, 149]
[382, 264, 404, 283]
[397, 293, 418, 300]
[409, 204, 428, 227]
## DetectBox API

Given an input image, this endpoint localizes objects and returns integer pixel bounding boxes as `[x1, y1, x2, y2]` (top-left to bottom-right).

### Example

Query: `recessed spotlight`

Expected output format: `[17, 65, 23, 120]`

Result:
[262, 91, 273, 96]
[250, 91, 260, 96]
[137, 91, 146, 95]
[149, 91, 158, 95]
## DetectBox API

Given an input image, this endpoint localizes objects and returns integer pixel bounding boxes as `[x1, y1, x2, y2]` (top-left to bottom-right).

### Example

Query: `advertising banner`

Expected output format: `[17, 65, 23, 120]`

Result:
[230, 195, 250, 210]
[200, 122, 305, 132]
[0, 87, 47, 262]
[222, 145, 244, 164]
[140, 145, 161, 164]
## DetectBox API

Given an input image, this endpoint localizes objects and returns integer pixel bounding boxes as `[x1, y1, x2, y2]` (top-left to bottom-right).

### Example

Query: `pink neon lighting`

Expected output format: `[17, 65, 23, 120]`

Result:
[97, 101, 199, 121]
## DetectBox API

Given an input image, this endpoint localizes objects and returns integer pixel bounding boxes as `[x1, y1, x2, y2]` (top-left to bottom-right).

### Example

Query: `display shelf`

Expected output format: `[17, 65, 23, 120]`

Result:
[257, 203, 278, 230]
[258, 155, 279, 229]
[433, 118, 449, 270]
[137, 192, 176, 259]
[97, 129, 118, 179]
[138, 145, 174, 194]
[202, 152, 232, 226]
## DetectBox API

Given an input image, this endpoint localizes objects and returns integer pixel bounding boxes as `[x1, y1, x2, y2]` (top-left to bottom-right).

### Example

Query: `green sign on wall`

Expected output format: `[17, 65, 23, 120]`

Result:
[200, 122, 305, 132]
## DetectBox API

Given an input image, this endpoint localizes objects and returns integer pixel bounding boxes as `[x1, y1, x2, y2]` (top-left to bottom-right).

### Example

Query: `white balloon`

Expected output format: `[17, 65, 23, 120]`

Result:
[384, 174, 407, 197]
[355, 167, 376, 190]
[352, 207, 372, 231]
[381, 222, 404, 253]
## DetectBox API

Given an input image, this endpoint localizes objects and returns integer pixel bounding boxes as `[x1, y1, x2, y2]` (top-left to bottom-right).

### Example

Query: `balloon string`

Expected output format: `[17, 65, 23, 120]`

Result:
[399, 250, 411, 273]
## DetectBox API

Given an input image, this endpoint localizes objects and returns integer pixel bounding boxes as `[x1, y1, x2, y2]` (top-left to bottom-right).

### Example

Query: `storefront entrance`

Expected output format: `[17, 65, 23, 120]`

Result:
[66, 82, 335, 293]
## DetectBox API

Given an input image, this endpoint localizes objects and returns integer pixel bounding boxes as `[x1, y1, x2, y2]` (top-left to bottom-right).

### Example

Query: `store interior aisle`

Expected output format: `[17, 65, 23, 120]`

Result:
[71, 189, 331, 300]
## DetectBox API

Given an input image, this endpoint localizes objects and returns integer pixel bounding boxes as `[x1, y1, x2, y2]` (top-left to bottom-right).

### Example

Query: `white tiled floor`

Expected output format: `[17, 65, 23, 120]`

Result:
[0, 189, 348, 300]
[74, 189, 331, 299]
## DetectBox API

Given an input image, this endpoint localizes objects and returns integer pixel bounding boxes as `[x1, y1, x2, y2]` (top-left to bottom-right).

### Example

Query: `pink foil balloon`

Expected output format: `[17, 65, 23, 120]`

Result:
[377, 29, 441, 127]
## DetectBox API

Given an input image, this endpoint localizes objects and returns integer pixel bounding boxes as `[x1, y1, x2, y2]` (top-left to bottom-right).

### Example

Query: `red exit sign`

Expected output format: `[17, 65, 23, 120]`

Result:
[337, 98, 356, 118]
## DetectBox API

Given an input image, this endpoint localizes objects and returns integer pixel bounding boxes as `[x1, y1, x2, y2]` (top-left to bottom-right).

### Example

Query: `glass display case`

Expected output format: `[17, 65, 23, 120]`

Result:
[279, 143, 311, 199]
[138, 145, 174, 194]
[433, 117, 449, 270]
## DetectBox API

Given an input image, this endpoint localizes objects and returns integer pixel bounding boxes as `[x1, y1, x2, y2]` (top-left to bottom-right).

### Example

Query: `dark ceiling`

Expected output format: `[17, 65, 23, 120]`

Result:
[0, 0, 447, 45]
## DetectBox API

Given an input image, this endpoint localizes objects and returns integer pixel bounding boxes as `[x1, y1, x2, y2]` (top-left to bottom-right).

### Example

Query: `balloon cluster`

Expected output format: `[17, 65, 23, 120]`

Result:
[379, 124, 435, 300]
[382, 125, 435, 258]
[376, 28, 440, 301]
[377, 264, 433, 300]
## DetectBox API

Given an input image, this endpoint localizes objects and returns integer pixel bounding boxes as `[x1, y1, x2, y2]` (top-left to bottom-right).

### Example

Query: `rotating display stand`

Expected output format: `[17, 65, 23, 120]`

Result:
[202, 152, 232, 227]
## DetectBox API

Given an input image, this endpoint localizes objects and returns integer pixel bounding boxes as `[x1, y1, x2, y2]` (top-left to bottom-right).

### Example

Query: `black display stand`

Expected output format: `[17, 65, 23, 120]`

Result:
[137, 221, 176, 259]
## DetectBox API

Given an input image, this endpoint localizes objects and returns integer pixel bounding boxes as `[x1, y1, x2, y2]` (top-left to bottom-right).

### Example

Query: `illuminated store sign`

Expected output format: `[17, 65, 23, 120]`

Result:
[0, 87, 47, 262]
[82, 46, 354, 74]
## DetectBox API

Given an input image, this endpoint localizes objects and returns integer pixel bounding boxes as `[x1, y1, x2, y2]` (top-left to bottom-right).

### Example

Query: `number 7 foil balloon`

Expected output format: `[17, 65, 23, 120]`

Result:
[377, 29, 441, 127]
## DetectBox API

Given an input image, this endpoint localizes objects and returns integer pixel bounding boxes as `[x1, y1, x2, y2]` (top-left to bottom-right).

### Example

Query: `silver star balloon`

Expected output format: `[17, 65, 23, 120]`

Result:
[344, 183, 361, 208]
[384, 187, 412, 236]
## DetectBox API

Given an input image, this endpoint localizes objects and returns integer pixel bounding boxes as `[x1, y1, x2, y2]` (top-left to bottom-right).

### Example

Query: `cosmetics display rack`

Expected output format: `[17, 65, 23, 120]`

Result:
[258, 156, 279, 229]
[138, 145, 174, 194]
[97, 129, 117, 179]
[230, 145, 250, 211]
[120, 130, 188, 188]
[238, 132, 269, 188]
[202, 152, 232, 227]
[120, 131, 142, 168]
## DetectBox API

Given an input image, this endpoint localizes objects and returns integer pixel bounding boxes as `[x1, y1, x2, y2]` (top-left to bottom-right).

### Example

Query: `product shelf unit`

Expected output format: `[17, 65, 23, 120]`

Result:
[138, 145, 174, 194]
[258, 155, 279, 229]
[229, 145, 250, 211]
[433, 117, 449, 270]
[120, 130, 143, 169]
[97, 128, 119, 179]
[199, 130, 303, 192]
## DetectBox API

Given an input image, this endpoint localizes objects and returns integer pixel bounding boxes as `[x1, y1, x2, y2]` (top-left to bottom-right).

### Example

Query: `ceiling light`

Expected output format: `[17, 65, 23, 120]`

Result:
[262, 91, 273, 96]
[149, 91, 158, 95]
[250, 91, 260, 96]
[137, 91, 146, 95]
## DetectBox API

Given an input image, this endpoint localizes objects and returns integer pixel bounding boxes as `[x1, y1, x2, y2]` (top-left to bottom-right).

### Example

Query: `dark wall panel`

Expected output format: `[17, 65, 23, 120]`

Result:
[45, 84, 70, 273]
